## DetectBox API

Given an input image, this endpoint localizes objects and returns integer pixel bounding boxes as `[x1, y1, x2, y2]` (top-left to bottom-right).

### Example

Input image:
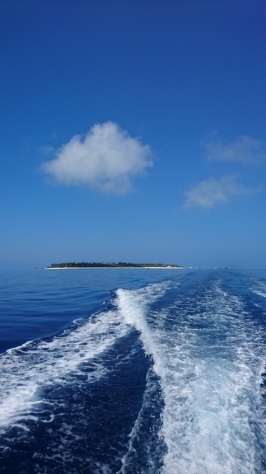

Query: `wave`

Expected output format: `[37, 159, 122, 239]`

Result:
[0, 305, 130, 431]
[0, 274, 266, 473]
[117, 278, 266, 473]
[251, 279, 266, 299]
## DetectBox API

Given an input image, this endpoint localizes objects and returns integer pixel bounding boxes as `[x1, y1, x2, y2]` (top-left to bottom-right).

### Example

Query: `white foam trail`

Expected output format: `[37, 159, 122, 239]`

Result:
[0, 307, 130, 430]
[120, 367, 164, 473]
[251, 279, 266, 298]
[117, 280, 266, 474]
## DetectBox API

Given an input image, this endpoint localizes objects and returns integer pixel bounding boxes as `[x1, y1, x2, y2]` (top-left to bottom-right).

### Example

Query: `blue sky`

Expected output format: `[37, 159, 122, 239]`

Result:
[1, 0, 266, 269]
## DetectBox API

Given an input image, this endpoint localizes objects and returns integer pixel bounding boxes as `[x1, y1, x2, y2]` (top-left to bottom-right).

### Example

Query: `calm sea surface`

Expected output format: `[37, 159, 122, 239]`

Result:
[0, 268, 266, 473]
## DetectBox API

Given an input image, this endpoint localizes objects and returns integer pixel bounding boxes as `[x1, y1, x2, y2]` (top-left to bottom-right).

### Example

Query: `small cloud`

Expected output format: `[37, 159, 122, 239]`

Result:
[183, 175, 258, 210]
[40, 122, 152, 195]
[204, 134, 266, 165]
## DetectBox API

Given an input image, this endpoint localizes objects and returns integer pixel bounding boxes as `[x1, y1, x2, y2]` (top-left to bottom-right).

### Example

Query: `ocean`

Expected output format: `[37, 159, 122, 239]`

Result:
[0, 267, 266, 474]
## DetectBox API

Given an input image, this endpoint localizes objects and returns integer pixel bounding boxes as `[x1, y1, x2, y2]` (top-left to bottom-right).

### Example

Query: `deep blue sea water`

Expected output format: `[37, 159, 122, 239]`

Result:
[0, 267, 266, 473]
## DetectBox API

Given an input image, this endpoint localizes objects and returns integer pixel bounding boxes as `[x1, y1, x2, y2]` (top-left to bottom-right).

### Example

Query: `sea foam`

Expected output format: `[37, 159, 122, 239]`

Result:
[117, 278, 266, 473]
[0, 307, 130, 430]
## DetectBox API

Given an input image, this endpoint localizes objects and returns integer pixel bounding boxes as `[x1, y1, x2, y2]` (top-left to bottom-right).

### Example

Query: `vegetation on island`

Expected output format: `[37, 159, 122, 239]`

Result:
[47, 262, 181, 269]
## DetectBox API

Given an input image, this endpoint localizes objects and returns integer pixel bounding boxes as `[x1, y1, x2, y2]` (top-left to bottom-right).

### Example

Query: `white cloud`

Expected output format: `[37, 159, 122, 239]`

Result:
[41, 122, 152, 194]
[183, 175, 257, 210]
[205, 134, 266, 164]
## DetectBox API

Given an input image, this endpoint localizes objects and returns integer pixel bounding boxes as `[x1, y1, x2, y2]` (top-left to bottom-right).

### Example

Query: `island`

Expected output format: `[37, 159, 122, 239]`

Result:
[46, 262, 182, 269]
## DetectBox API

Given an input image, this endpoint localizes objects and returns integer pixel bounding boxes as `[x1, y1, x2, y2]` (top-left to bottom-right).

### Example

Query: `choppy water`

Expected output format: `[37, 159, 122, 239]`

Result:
[0, 268, 266, 473]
